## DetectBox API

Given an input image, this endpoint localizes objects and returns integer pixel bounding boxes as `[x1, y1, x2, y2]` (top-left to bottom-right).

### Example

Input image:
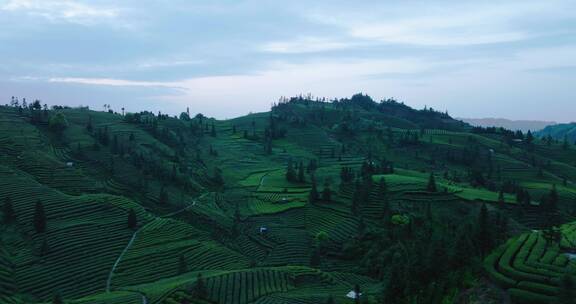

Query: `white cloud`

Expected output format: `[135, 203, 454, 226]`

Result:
[135, 59, 205, 69]
[48, 77, 183, 89]
[306, 1, 571, 46]
[0, 0, 121, 25]
[260, 37, 355, 54]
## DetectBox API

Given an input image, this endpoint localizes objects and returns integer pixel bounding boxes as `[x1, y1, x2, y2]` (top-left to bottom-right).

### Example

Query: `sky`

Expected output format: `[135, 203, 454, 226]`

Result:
[1, 0, 575, 121]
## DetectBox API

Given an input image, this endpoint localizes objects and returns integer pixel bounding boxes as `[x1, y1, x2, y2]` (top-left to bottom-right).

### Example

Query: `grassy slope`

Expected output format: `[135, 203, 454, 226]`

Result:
[1, 103, 576, 303]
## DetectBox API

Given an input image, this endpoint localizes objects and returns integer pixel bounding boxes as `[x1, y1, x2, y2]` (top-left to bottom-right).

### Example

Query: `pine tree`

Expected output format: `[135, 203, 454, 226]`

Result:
[285, 160, 297, 182]
[354, 284, 361, 304]
[128, 208, 137, 229]
[191, 273, 208, 299]
[2, 196, 15, 223]
[477, 203, 491, 257]
[322, 182, 332, 202]
[34, 201, 46, 233]
[86, 116, 93, 133]
[210, 123, 216, 137]
[297, 161, 305, 183]
[351, 181, 361, 215]
[526, 130, 534, 145]
[547, 184, 559, 212]
[309, 178, 319, 203]
[563, 135, 569, 150]
[310, 248, 321, 267]
[498, 190, 505, 205]
[426, 173, 437, 192]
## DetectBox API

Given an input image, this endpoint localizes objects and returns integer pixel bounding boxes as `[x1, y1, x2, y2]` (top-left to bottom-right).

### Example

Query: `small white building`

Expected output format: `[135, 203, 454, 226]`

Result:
[346, 291, 362, 299]
[259, 227, 268, 234]
[66, 162, 74, 167]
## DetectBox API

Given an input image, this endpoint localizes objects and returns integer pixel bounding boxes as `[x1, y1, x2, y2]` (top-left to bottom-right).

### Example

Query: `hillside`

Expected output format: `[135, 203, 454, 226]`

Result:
[1, 94, 576, 304]
[459, 118, 556, 133]
[536, 123, 576, 144]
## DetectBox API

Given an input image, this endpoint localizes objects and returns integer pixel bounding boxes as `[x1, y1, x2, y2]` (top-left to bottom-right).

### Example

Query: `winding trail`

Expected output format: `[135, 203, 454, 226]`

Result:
[106, 224, 147, 292]
[105, 192, 209, 303]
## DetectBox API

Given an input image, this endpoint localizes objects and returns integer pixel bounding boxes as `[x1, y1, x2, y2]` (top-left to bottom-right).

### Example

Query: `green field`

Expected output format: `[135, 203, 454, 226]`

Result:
[1, 97, 576, 303]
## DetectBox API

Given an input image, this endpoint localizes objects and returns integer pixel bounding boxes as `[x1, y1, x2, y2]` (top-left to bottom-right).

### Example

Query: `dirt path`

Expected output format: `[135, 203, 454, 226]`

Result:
[106, 224, 147, 292]
[106, 192, 209, 302]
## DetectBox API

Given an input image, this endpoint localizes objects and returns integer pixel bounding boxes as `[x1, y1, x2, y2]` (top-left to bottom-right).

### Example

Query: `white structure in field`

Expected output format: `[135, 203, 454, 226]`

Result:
[346, 290, 361, 299]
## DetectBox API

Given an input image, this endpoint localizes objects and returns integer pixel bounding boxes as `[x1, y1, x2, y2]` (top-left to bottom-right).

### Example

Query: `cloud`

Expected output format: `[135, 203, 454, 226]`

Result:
[259, 37, 355, 54]
[305, 1, 571, 46]
[48, 77, 184, 89]
[0, 0, 121, 25]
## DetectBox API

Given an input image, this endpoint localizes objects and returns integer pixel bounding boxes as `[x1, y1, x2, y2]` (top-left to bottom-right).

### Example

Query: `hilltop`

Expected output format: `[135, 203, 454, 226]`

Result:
[1, 94, 576, 304]
[536, 122, 576, 144]
[459, 118, 556, 133]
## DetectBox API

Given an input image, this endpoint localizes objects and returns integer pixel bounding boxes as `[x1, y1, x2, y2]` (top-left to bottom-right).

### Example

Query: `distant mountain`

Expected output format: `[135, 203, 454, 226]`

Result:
[535, 122, 576, 142]
[459, 118, 556, 132]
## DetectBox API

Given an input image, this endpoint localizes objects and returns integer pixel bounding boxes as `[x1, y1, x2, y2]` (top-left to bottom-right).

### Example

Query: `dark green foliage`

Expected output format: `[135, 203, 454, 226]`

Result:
[322, 181, 332, 202]
[191, 273, 207, 299]
[285, 159, 297, 182]
[52, 292, 63, 304]
[127, 208, 137, 229]
[212, 167, 225, 186]
[310, 248, 321, 267]
[309, 178, 319, 203]
[297, 161, 305, 183]
[86, 116, 93, 132]
[477, 203, 491, 257]
[40, 238, 50, 257]
[426, 173, 437, 192]
[178, 254, 187, 275]
[49, 112, 68, 135]
[2, 196, 15, 223]
[340, 166, 354, 184]
[34, 200, 46, 233]
[159, 185, 169, 205]
[557, 274, 576, 304]
[354, 284, 361, 304]
[325, 295, 335, 304]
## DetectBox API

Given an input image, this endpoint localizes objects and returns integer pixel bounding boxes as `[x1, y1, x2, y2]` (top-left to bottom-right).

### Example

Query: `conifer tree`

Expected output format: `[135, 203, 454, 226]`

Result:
[322, 182, 332, 202]
[547, 184, 559, 212]
[210, 123, 216, 137]
[285, 160, 297, 182]
[426, 173, 437, 192]
[191, 273, 208, 299]
[354, 284, 361, 304]
[309, 178, 319, 203]
[498, 190, 505, 205]
[298, 161, 305, 183]
[128, 208, 137, 229]
[477, 203, 490, 257]
[34, 201, 46, 233]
